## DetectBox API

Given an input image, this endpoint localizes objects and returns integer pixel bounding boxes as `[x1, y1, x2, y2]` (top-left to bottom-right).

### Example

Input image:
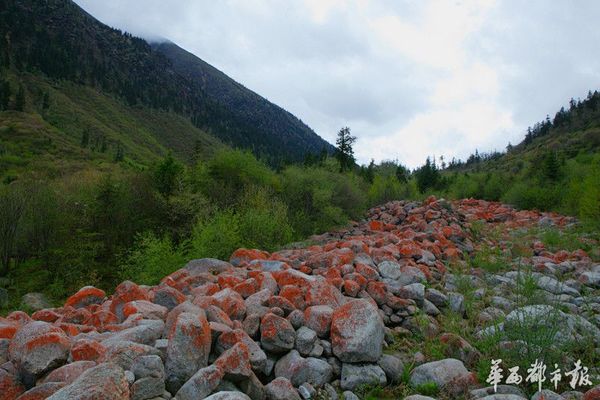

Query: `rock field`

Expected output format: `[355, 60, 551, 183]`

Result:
[1, 197, 599, 400]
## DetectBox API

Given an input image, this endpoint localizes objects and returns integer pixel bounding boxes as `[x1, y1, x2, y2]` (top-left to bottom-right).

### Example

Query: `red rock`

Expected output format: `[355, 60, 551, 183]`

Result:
[279, 286, 306, 310]
[110, 281, 149, 321]
[212, 288, 247, 321]
[31, 309, 61, 323]
[218, 275, 244, 289]
[42, 361, 96, 385]
[70, 339, 106, 362]
[122, 300, 168, 320]
[304, 279, 345, 308]
[267, 296, 296, 314]
[64, 286, 106, 309]
[165, 311, 212, 393]
[214, 342, 252, 381]
[260, 313, 295, 353]
[369, 220, 384, 231]
[584, 386, 600, 400]
[366, 281, 387, 305]
[9, 321, 71, 377]
[0, 319, 19, 339]
[343, 280, 361, 297]
[151, 285, 186, 311]
[86, 310, 118, 331]
[0, 368, 25, 400]
[15, 382, 65, 400]
[7, 311, 32, 325]
[233, 278, 259, 298]
[43, 362, 129, 400]
[230, 248, 269, 266]
[354, 263, 379, 280]
[59, 308, 91, 325]
[304, 305, 333, 338]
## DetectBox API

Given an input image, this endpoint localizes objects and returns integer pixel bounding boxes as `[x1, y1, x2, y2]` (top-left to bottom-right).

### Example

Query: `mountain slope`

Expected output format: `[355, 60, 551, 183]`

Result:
[0, 0, 331, 167]
[152, 41, 333, 162]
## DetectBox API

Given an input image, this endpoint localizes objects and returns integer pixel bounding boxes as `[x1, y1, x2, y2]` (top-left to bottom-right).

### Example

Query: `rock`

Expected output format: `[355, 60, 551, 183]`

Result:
[331, 299, 384, 362]
[46, 363, 129, 400]
[217, 329, 267, 374]
[404, 396, 437, 400]
[342, 391, 360, 400]
[287, 310, 305, 329]
[184, 258, 233, 275]
[21, 293, 51, 311]
[42, 361, 96, 385]
[131, 355, 165, 380]
[274, 350, 332, 387]
[377, 261, 402, 280]
[15, 382, 66, 399]
[298, 382, 316, 400]
[213, 288, 247, 321]
[123, 300, 168, 321]
[477, 396, 527, 400]
[397, 283, 425, 304]
[409, 358, 470, 389]
[304, 306, 333, 338]
[70, 339, 106, 362]
[9, 321, 70, 378]
[439, 333, 480, 366]
[531, 390, 564, 400]
[238, 372, 266, 400]
[165, 311, 211, 393]
[265, 377, 301, 400]
[536, 276, 580, 296]
[470, 385, 526, 399]
[340, 363, 387, 391]
[131, 376, 165, 400]
[152, 286, 185, 311]
[99, 340, 161, 370]
[295, 327, 317, 356]
[203, 392, 251, 400]
[579, 272, 600, 288]
[64, 286, 106, 309]
[448, 293, 465, 315]
[215, 342, 252, 381]
[0, 368, 25, 400]
[260, 313, 295, 353]
[175, 365, 224, 400]
[323, 383, 338, 400]
[377, 354, 404, 383]
[561, 391, 583, 400]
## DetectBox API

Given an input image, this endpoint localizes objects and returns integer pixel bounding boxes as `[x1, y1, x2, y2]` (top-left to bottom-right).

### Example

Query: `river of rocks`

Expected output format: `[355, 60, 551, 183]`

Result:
[1, 197, 599, 400]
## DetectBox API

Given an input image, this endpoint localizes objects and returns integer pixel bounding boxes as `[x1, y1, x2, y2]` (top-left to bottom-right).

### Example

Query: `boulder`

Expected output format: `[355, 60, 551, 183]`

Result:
[176, 365, 225, 400]
[46, 363, 129, 400]
[9, 321, 70, 378]
[165, 311, 211, 393]
[340, 363, 387, 391]
[260, 313, 295, 353]
[409, 358, 470, 389]
[330, 299, 384, 362]
[265, 377, 301, 400]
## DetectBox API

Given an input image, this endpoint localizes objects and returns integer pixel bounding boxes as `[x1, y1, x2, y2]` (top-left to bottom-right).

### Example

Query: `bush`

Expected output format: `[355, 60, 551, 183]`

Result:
[119, 232, 185, 285]
[189, 210, 242, 261]
[237, 187, 294, 251]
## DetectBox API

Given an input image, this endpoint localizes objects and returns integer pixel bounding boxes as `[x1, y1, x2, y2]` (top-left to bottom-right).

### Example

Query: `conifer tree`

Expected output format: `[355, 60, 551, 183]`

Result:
[335, 127, 356, 172]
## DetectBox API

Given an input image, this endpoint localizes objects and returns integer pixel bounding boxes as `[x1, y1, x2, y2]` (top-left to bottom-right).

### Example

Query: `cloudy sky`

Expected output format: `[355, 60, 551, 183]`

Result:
[74, 0, 600, 168]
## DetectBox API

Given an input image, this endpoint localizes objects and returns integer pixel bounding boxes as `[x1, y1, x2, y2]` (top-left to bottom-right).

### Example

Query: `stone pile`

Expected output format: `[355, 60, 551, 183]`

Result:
[0, 197, 598, 400]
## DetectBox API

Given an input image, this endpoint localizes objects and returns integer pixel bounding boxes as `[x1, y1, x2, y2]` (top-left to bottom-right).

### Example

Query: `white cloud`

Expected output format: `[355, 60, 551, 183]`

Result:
[74, 0, 600, 168]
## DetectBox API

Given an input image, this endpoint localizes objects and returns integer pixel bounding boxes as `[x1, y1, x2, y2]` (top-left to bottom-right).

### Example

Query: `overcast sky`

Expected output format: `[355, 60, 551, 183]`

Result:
[74, 0, 600, 168]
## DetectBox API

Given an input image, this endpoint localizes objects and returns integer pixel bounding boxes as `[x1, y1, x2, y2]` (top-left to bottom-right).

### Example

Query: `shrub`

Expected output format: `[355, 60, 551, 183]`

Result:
[119, 232, 185, 285]
[189, 210, 242, 261]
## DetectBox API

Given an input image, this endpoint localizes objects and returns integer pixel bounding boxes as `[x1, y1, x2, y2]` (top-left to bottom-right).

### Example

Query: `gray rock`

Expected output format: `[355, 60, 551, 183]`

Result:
[204, 392, 251, 400]
[260, 313, 295, 353]
[100, 340, 162, 370]
[342, 391, 359, 400]
[425, 288, 448, 308]
[422, 299, 440, 316]
[131, 377, 165, 400]
[265, 377, 301, 400]
[470, 385, 526, 399]
[132, 355, 165, 380]
[298, 383, 316, 400]
[323, 383, 338, 400]
[47, 363, 129, 400]
[287, 310, 305, 330]
[580, 271, 600, 288]
[377, 354, 404, 383]
[377, 261, 402, 280]
[274, 350, 333, 387]
[448, 293, 465, 315]
[560, 391, 583, 400]
[404, 396, 437, 400]
[296, 327, 317, 356]
[175, 365, 224, 400]
[536, 276, 580, 296]
[409, 358, 469, 388]
[340, 363, 387, 391]
[184, 258, 233, 275]
[165, 311, 211, 393]
[125, 370, 135, 385]
[398, 283, 425, 304]
[331, 299, 384, 363]
[21, 292, 51, 311]
[238, 372, 266, 400]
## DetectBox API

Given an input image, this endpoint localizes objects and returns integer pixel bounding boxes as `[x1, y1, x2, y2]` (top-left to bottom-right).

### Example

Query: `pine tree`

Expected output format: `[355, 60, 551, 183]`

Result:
[335, 127, 356, 172]
[365, 159, 375, 183]
[543, 151, 560, 181]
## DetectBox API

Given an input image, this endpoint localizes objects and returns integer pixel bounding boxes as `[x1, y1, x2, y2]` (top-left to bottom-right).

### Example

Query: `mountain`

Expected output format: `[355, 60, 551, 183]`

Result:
[0, 0, 332, 178]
